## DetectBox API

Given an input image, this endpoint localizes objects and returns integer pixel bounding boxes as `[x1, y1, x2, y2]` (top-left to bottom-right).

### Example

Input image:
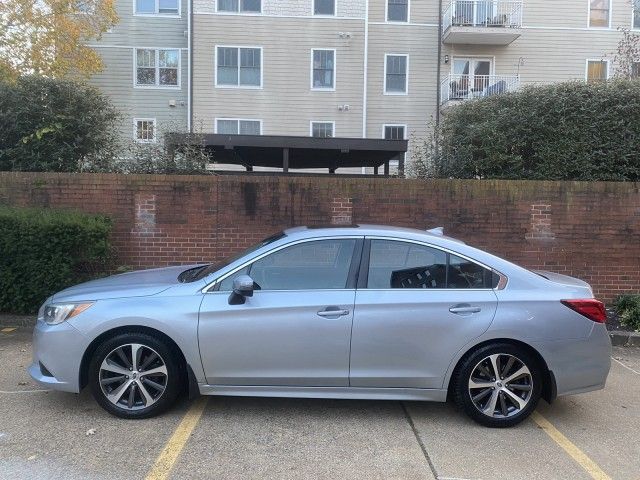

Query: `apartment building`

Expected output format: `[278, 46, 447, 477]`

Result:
[89, 0, 190, 143]
[90, 0, 638, 173]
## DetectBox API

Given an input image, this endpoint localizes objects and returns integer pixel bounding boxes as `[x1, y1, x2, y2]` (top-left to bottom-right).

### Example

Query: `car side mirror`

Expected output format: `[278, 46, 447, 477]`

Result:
[228, 275, 255, 305]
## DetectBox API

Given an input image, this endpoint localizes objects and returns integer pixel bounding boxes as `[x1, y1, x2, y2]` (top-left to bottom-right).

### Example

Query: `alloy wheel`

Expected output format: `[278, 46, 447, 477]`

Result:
[468, 353, 533, 418]
[99, 343, 168, 411]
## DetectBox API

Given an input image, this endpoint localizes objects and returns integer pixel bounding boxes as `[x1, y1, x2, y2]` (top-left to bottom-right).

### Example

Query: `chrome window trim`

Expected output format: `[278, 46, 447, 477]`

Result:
[202, 235, 364, 293]
[364, 235, 508, 291]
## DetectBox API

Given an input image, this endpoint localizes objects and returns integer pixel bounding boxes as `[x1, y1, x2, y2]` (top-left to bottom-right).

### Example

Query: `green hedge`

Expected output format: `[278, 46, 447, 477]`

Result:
[0, 76, 120, 172]
[0, 207, 112, 314]
[614, 294, 640, 331]
[417, 80, 640, 180]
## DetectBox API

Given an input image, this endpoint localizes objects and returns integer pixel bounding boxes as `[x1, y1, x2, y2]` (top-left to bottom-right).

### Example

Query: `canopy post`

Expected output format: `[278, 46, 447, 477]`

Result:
[283, 148, 289, 173]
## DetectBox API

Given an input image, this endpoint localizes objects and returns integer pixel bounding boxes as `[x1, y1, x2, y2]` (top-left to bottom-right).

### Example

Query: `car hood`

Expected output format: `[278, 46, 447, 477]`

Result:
[51, 264, 206, 303]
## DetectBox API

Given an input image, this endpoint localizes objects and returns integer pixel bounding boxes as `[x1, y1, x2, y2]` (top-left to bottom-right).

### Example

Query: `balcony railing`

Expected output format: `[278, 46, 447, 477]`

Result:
[443, 0, 523, 30]
[440, 74, 520, 105]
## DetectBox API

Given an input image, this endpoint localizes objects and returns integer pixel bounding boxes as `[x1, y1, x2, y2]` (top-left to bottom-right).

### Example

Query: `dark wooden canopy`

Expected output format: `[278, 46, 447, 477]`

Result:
[165, 133, 408, 175]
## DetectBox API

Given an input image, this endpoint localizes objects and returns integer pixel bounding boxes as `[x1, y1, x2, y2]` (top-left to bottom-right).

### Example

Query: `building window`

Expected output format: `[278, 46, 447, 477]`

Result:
[586, 60, 609, 82]
[589, 0, 610, 27]
[314, 0, 335, 15]
[135, 0, 179, 15]
[632, 62, 640, 78]
[135, 49, 179, 87]
[217, 0, 261, 13]
[134, 119, 156, 142]
[384, 124, 406, 169]
[216, 47, 262, 87]
[387, 0, 408, 22]
[311, 122, 334, 138]
[634, 1, 640, 29]
[384, 125, 405, 142]
[311, 50, 336, 90]
[216, 119, 262, 135]
[385, 54, 408, 94]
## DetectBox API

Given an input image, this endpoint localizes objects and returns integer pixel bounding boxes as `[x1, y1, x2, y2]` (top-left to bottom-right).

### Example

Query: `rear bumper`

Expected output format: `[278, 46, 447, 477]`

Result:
[533, 324, 611, 397]
[28, 319, 88, 393]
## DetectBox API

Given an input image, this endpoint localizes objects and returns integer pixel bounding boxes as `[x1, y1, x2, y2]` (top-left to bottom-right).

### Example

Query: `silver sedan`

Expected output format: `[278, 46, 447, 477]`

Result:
[29, 225, 611, 427]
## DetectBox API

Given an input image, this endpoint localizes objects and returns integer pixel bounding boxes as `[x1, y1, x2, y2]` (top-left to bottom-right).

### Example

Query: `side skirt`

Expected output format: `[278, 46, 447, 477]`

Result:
[198, 384, 448, 402]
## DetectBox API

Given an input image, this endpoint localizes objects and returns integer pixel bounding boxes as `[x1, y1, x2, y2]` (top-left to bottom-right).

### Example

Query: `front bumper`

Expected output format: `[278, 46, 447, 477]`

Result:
[28, 319, 88, 393]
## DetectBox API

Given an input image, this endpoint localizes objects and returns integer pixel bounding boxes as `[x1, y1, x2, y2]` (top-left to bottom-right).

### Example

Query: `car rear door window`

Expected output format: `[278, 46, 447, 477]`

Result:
[366, 240, 497, 289]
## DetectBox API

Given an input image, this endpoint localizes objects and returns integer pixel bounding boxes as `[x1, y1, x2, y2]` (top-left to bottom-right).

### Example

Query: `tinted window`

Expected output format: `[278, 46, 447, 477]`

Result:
[367, 240, 497, 289]
[448, 254, 498, 289]
[224, 239, 356, 291]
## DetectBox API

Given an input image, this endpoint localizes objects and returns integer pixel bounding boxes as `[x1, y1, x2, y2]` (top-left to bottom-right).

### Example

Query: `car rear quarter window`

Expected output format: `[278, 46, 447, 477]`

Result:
[366, 240, 498, 289]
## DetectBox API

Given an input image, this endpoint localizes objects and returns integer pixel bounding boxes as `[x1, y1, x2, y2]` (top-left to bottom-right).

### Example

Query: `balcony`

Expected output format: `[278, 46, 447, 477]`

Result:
[442, 1, 523, 45]
[440, 74, 520, 105]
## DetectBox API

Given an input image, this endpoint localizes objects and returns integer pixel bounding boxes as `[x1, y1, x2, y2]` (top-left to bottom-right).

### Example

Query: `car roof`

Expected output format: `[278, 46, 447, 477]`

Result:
[283, 224, 466, 244]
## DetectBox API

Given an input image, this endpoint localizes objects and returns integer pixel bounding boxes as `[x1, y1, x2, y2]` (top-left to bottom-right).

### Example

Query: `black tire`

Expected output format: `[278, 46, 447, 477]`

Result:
[452, 343, 543, 428]
[89, 332, 183, 419]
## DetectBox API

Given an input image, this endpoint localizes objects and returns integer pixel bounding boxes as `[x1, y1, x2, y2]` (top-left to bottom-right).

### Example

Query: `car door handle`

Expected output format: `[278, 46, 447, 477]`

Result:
[317, 307, 350, 318]
[449, 305, 482, 315]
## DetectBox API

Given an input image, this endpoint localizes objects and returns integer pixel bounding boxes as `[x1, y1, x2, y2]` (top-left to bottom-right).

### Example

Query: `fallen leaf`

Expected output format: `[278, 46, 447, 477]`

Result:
[28, 455, 37, 460]
[86, 428, 96, 436]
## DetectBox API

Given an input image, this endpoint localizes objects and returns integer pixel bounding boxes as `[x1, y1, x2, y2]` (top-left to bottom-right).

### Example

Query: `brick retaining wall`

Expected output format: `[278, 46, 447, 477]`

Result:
[1, 172, 638, 302]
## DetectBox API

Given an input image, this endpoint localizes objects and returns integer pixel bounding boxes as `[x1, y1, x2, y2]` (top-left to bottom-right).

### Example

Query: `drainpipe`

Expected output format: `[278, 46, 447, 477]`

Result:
[436, 0, 443, 126]
[362, 0, 369, 139]
[187, 0, 193, 133]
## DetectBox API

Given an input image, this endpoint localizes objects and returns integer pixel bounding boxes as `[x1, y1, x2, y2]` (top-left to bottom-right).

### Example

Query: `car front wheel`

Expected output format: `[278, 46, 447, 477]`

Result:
[452, 343, 542, 428]
[88, 332, 182, 419]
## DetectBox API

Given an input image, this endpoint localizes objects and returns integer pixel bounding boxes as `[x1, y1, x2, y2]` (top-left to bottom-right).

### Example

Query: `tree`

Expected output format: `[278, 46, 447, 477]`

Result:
[612, 1, 640, 78]
[0, 75, 121, 171]
[613, 28, 640, 79]
[0, 0, 118, 79]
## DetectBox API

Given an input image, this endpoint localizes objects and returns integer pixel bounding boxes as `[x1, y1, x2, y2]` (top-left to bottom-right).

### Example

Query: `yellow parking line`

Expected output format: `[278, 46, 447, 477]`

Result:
[145, 397, 209, 480]
[531, 411, 611, 480]
[1, 327, 17, 333]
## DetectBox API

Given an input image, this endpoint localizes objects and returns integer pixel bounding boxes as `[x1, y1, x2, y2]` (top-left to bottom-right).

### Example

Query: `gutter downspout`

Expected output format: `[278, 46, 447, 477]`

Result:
[187, 0, 193, 133]
[362, 0, 369, 139]
[361, 0, 369, 174]
[436, 0, 443, 126]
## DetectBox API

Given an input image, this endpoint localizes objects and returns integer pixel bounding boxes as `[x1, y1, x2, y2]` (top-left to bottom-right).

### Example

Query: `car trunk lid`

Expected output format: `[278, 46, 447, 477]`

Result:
[531, 270, 594, 297]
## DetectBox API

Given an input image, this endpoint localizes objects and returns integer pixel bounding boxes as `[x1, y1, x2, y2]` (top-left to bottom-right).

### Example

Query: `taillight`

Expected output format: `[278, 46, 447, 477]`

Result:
[561, 299, 607, 323]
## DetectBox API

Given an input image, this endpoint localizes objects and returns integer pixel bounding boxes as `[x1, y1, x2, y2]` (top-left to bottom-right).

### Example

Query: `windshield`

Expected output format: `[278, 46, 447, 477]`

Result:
[187, 232, 287, 282]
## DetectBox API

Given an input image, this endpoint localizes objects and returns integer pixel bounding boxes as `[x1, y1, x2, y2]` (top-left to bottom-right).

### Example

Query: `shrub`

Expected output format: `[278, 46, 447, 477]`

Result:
[0, 75, 121, 172]
[614, 294, 640, 331]
[413, 80, 640, 180]
[0, 207, 112, 314]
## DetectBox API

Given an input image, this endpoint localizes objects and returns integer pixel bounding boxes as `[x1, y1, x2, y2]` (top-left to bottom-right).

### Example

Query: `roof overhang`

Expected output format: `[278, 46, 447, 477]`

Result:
[165, 133, 408, 172]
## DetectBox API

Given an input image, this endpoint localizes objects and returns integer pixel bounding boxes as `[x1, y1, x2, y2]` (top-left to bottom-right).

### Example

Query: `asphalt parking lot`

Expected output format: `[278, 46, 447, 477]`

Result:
[0, 327, 638, 480]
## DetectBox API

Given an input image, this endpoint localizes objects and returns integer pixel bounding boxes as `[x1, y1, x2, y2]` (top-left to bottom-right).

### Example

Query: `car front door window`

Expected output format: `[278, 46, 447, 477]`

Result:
[219, 239, 356, 291]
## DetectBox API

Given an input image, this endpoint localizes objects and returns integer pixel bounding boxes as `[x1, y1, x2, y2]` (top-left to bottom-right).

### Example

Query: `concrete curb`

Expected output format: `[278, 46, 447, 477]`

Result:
[609, 330, 640, 347]
[0, 315, 35, 329]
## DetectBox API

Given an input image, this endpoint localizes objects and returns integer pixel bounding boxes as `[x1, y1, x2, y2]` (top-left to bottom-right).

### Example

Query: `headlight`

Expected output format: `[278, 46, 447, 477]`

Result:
[39, 303, 94, 325]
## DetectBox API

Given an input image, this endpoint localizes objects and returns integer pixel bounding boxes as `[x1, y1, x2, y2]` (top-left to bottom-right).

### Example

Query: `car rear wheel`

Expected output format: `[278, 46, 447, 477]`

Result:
[89, 332, 182, 419]
[452, 343, 542, 428]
